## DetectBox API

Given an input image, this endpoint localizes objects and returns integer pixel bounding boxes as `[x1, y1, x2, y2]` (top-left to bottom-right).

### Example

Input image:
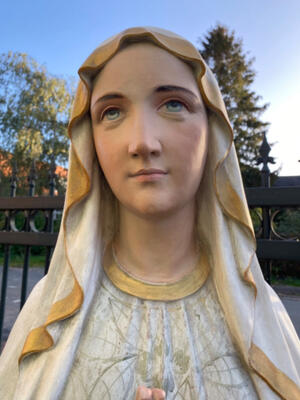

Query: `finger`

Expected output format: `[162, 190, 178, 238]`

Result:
[152, 388, 166, 400]
[135, 385, 152, 400]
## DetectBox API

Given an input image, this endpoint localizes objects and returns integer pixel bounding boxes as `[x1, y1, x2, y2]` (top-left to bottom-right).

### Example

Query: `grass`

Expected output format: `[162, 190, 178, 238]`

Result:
[0, 254, 46, 268]
[271, 277, 300, 287]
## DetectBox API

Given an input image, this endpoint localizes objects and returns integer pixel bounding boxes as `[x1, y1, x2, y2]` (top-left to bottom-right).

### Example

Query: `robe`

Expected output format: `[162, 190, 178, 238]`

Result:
[62, 268, 259, 399]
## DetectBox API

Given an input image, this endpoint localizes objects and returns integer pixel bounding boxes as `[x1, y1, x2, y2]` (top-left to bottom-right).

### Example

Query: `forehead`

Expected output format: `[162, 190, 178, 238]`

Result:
[92, 42, 199, 96]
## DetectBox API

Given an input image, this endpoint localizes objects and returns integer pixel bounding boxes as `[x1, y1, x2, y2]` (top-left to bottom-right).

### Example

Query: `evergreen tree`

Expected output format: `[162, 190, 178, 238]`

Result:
[198, 24, 270, 186]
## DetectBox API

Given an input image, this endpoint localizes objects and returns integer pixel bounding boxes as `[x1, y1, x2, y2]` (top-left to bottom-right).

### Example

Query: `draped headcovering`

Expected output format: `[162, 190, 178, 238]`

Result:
[0, 27, 299, 399]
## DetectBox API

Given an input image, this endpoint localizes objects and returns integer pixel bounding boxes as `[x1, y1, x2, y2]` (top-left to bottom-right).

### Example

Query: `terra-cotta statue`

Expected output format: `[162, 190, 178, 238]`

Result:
[0, 27, 299, 400]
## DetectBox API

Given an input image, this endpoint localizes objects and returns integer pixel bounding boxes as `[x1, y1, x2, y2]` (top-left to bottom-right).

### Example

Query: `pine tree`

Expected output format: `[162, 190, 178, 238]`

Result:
[198, 24, 270, 186]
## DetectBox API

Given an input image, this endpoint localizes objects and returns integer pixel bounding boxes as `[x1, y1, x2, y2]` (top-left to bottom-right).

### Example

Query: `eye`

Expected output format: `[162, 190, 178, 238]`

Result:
[163, 100, 186, 112]
[101, 107, 121, 121]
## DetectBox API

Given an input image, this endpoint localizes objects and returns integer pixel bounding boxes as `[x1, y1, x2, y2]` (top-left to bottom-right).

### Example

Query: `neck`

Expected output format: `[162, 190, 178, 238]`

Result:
[114, 203, 198, 283]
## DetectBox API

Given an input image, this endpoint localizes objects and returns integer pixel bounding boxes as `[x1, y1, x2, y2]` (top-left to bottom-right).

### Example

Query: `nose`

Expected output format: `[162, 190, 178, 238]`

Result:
[128, 108, 162, 158]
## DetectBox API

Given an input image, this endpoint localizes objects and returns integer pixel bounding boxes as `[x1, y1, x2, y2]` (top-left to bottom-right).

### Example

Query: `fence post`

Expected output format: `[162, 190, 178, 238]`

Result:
[0, 161, 17, 346]
[20, 161, 36, 309]
[257, 132, 275, 283]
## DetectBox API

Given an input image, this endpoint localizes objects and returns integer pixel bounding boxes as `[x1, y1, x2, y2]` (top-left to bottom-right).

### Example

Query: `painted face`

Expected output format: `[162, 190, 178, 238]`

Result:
[90, 43, 208, 218]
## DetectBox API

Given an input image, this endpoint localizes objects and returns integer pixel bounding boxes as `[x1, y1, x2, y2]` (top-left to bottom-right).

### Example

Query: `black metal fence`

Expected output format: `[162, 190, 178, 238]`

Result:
[0, 136, 299, 348]
[0, 159, 64, 347]
[246, 134, 300, 281]
[246, 186, 300, 281]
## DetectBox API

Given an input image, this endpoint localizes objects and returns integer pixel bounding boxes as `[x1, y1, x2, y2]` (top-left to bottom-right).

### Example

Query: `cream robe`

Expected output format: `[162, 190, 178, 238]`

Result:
[62, 273, 258, 399]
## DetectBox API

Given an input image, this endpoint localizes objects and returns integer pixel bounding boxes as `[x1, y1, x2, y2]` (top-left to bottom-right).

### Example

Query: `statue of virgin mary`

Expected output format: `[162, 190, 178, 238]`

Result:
[0, 27, 299, 400]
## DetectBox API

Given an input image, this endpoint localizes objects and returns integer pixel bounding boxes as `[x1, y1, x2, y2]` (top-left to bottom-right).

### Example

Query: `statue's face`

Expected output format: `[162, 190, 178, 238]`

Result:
[91, 43, 208, 218]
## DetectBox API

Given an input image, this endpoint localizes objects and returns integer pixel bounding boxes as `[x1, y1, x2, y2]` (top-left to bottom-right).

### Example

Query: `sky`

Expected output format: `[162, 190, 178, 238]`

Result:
[1, 0, 300, 176]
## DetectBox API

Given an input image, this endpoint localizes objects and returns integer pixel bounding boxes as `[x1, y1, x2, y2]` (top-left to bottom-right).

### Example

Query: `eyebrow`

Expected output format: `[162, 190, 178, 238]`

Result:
[154, 85, 198, 100]
[91, 93, 123, 110]
[91, 85, 199, 110]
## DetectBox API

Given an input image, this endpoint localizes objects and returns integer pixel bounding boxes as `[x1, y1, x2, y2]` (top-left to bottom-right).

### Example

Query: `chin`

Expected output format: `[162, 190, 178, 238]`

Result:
[129, 200, 183, 219]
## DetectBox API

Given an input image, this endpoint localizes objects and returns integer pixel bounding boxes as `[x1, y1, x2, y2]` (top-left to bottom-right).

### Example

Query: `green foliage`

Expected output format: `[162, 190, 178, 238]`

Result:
[0, 52, 74, 163]
[271, 275, 300, 287]
[249, 207, 262, 235]
[198, 24, 271, 185]
[0, 52, 74, 193]
[0, 246, 46, 267]
[271, 260, 300, 282]
[272, 209, 300, 239]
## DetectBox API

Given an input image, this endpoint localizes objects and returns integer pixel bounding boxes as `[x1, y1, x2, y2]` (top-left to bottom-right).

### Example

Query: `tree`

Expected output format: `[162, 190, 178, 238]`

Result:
[198, 24, 270, 186]
[0, 52, 74, 193]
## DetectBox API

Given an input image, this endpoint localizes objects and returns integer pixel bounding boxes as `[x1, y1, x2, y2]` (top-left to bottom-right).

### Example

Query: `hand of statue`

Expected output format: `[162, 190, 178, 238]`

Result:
[135, 385, 166, 399]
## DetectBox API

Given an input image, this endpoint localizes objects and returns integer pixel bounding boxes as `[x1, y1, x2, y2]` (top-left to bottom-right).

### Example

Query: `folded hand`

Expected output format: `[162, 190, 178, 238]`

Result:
[135, 385, 166, 399]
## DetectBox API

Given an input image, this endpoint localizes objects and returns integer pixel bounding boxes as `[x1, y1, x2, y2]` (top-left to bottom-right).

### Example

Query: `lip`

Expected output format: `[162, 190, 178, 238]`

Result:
[130, 168, 167, 177]
[129, 168, 167, 182]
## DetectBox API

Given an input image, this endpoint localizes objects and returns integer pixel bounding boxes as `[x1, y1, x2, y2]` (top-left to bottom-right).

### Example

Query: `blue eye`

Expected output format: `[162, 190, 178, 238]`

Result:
[102, 108, 120, 120]
[164, 100, 184, 112]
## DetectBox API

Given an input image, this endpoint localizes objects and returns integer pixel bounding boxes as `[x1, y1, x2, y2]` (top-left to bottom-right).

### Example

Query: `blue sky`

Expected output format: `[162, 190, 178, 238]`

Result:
[1, 0, 300, 175]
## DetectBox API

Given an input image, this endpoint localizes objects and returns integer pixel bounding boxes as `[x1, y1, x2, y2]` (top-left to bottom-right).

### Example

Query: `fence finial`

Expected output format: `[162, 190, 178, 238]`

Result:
[257, 132, 275, 187]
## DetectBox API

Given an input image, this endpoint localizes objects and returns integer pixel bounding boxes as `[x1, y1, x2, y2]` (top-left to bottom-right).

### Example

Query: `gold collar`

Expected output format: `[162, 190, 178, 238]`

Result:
[103, 254, 210, 301]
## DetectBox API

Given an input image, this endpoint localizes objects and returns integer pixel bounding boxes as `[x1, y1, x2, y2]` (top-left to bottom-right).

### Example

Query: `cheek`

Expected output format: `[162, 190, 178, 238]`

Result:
[93, 137, 120, 184]
[173, 121, 208, 170]
[94, 132, 119, 164]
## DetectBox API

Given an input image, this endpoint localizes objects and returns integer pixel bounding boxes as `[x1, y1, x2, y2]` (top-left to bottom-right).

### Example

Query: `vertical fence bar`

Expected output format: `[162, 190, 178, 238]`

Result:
[0, 162, 17, 347]
[44, 158, 56, 274]
[20, 161, 36, 309]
